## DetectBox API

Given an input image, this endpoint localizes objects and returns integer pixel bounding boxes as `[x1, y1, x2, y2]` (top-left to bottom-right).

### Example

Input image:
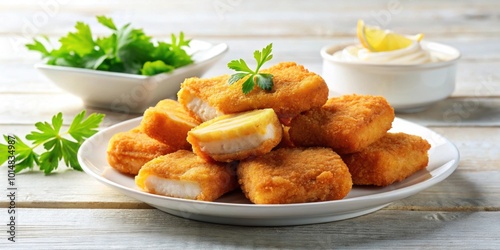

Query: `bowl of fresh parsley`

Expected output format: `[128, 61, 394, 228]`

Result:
[27, 16, 228, 113]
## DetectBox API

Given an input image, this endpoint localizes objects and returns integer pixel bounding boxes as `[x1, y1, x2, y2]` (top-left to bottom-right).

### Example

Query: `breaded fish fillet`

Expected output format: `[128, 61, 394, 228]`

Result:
[107, 127, 175, 175]
[237, 147, 352, 204]
[177, 62, 328, 122]
[341, 132, 431, 186]
[135, 150, 238, 201]
[187, 108, 282, 162]
[289, 94, 395, 154]
[141, 99, 200, 150]
[276, 125, 295, 148]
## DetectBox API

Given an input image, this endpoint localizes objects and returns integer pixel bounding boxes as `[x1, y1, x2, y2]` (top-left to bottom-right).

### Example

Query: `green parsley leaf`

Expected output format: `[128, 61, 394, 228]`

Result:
[228, 72, 249, 85]
[0, 111, 105, 175]
[255, 73, 273, 91]
[59, 22, 96, 57]
[39, 145, 61, 174]
[84, 53, 109, 70]
[242, 76, 256, 94]
[173, 32, 190, 48]
[61, 138, 82, 171]
[26, 112, 63, 146]
[115, 23, 155, 74]
[142, 60, 175, 76]
[96, 15, 117, 30]
[227, 43, 274, 94]
[0, 135, 39, 173]
[0, 143, 7, 165]
[157, 32, 193, 69]
[25, 37, 51, 57]
[227, 59, 253, 73]
[253, 43, 273, 72]
[68, 110, 105, 142]
[26, 16, 193, 76]
[96, 34, 116, 55]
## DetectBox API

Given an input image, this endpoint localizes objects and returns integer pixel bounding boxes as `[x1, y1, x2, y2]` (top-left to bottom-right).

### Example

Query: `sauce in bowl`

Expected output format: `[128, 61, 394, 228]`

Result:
[332, 41, 453, 65]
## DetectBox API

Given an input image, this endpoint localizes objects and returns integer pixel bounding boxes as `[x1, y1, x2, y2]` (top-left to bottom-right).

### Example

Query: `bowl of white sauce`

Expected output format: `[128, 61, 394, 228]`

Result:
[320, 41, 461, 113]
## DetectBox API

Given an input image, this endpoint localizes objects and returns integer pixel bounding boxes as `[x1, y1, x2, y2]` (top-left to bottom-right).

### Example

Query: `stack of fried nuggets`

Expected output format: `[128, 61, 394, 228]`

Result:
[106, 62, 431, 204]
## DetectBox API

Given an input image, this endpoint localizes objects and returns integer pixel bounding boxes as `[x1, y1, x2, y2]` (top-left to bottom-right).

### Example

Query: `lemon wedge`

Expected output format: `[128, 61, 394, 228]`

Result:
[357, 19, 424, 52]
[189, 109, 279, 141]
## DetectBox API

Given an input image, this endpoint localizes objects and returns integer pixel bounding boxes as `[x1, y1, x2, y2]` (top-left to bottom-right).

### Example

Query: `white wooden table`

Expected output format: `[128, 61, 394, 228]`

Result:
[1, 0, 499, 248]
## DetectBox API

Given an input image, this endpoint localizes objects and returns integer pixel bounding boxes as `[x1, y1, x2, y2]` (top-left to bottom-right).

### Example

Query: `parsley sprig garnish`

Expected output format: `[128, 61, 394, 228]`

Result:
[26, 16, 193, 76]
[227, 43, 274, 94]
[0, 111, 105, 174]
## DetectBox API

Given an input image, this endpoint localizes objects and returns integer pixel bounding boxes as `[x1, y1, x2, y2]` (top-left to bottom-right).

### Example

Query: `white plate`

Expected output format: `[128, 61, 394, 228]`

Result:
[36, 40, 228, 113]
[78, 117, 459, 226]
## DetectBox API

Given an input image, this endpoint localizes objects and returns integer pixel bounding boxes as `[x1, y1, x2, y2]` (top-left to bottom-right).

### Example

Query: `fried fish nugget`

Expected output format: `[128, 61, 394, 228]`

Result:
[237, 147, 352, 204]
[289, 94, 395, 154]
[341, 132, 431, 186]
[135, 150, 238, 201]
[276, 125, 295, 148]
[177, 62, 328, 122]
[141, 99, 200, 150]
[107, 127, 175, 175]
[187, 108, 282, 162]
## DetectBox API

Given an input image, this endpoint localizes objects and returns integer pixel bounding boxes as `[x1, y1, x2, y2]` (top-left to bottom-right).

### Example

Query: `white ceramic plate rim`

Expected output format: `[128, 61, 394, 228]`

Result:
[78, 117, 459, 226]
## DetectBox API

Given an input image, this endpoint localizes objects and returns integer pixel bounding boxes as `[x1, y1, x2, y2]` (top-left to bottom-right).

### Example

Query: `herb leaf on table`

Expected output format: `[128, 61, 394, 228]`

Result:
[0, 111, 105, 174]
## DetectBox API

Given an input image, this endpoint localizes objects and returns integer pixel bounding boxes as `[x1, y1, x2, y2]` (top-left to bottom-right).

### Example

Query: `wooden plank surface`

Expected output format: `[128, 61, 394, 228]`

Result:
[2, 208, 499, 249]
[2, 0, 500, 38]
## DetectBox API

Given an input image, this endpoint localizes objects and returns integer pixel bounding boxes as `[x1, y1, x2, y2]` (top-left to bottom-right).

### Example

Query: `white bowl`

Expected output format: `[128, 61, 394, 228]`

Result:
[320, 41, 461, 113]
[35, 40, 228, 114]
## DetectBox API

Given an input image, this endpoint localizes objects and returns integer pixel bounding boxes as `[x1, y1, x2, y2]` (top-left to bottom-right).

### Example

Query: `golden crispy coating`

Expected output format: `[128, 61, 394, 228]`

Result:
[276, 125, 295, 148]
[107, 127, 175, 175]
[135, 150, 238, 201]
[289, 94, 395, 154]
[237, 147, 352, 204]
[141, 99, 200, 150]
[187, 109, 283, 162]
[177, 62, 328, 122]
[341, 132, 431, 186]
